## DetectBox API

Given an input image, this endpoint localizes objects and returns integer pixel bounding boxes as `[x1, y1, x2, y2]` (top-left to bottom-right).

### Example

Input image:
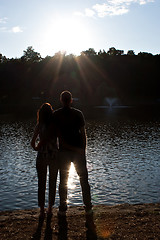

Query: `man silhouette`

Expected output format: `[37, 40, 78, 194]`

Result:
[53, 90, 93, 220]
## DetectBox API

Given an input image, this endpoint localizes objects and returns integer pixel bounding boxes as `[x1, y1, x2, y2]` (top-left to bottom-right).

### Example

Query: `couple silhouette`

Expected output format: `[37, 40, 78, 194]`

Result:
[31, 91, 96, 238]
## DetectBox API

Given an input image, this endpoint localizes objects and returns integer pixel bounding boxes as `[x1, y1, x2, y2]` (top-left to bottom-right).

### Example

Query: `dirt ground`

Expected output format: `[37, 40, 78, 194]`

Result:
[0, 203, 160, 240]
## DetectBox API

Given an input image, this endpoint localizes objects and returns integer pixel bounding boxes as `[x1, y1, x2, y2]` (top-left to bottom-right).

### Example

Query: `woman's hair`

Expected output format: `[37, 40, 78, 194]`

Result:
[37, 103, 53, 125]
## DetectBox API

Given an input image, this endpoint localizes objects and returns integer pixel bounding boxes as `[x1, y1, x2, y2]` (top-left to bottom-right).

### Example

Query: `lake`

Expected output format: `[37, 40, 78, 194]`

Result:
[0, 109, 160, 211]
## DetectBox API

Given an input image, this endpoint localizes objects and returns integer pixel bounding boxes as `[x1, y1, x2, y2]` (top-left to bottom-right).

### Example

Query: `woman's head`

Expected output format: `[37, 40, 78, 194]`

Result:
[37, 103, 53, 125]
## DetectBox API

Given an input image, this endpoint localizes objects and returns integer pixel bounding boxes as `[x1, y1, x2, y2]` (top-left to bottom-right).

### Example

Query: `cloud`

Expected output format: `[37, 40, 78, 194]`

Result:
[74, 0, 155, 17]
[85, 8, 95, 17]
[11, 26, 23, 33]
[0, 27, 7, 32]
[0, 18, 8, 32]
[74, 11, 84, 17]
[0, 17, 7, 24]
[93, 3, 129, 17]
[74, 9, 95, 17]
[94, 0, 155, 16]
[0, 18, 23, 33]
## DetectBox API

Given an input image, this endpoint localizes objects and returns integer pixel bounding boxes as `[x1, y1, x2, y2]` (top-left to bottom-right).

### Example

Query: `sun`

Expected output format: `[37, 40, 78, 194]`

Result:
[41, 16, 91, 56]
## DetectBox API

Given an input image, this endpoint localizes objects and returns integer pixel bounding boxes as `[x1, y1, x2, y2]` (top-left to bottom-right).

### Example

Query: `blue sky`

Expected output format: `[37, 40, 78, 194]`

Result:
[0, 0, 159, 58]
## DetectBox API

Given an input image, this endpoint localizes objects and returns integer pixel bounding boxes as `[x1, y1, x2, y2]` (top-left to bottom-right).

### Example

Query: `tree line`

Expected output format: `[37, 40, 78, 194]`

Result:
[0, 46, 160, 113]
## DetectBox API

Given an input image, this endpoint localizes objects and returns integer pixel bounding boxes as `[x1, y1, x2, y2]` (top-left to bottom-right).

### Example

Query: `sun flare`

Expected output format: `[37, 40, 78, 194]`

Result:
[42, 16, 91, 56]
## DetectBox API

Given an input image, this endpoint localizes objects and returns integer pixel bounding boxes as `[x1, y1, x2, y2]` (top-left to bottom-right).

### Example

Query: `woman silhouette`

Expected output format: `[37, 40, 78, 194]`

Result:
[31, 103, 58, 217]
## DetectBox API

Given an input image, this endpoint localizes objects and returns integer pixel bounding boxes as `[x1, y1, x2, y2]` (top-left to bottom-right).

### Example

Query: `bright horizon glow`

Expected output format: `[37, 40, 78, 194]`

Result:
[40, 17, 92, 56]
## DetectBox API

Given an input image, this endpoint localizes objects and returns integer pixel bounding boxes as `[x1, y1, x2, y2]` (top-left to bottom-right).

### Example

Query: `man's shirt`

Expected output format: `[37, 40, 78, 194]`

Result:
[53, 107, 85, 151]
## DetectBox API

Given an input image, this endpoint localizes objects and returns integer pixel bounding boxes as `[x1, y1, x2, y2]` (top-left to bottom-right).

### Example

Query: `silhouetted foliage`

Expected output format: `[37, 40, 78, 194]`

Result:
[127, 50, 135, 56]
[81, 48, 97, 56]
[107, 47, 124, 56]
[0, 46, 160, 113]
[21, 46, 42, 62]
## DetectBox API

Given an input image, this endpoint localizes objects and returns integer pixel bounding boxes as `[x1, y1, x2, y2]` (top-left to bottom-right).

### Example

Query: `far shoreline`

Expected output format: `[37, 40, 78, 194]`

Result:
[1, 104, 160, 120]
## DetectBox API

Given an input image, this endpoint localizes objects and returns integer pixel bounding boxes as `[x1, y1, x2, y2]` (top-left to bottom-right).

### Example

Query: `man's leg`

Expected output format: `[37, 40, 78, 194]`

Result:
[74, 153, 92, 212]
[74, 155, 97, 235]
[59, 152, 71, 213]
[74, 153, 97, 235]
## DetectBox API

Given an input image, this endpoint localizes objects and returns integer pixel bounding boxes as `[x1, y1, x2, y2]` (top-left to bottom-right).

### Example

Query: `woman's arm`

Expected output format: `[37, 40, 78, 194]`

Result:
[31, 124, 40, 151]
[80, 126, 87, 153]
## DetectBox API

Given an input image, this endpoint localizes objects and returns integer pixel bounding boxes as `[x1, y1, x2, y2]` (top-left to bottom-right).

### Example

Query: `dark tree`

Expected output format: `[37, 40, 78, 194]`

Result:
[21, 46, 42, 62]
[81, 48, 97, 56]
[107, 47, 124, 56]
[127, 50, 135, 56]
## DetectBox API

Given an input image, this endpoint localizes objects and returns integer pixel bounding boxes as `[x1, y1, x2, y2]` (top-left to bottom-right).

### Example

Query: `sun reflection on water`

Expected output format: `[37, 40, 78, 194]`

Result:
[68, 162, 77, 190]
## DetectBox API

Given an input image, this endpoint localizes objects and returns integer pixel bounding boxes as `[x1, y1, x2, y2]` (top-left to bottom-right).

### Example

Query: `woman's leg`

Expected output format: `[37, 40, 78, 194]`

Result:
[48, 158, 58, 213]
[36, 155, 47, 215]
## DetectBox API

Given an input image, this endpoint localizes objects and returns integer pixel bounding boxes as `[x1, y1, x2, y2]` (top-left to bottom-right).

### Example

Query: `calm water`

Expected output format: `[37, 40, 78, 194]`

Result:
[0, 113, 160, 211]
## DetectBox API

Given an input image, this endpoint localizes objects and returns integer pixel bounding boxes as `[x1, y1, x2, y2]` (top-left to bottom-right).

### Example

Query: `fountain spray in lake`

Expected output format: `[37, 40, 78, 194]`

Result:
[105, 97, 118, 108]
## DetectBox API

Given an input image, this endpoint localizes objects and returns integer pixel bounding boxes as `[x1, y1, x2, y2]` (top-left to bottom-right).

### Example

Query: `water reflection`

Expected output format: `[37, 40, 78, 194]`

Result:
[86, 119, 160, 206]
[0, 116, 160, 211]
[68, 162, 77, 190]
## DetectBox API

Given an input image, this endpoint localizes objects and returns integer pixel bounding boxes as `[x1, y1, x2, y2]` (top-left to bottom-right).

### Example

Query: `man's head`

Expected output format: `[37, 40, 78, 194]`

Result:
[60, 90, 72, 106]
